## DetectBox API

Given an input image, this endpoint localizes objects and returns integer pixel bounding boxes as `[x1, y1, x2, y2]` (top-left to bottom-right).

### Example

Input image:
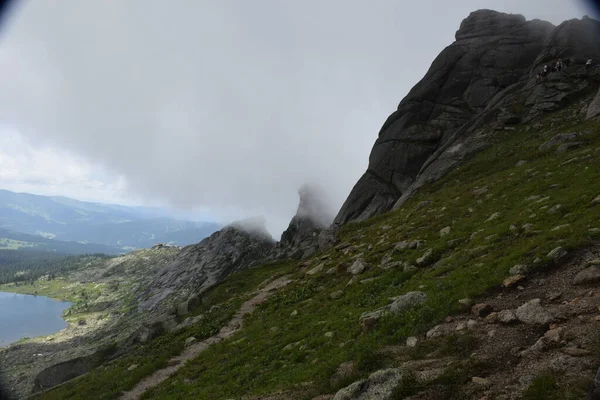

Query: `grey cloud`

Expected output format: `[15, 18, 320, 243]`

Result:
[0, 0, 590, 235]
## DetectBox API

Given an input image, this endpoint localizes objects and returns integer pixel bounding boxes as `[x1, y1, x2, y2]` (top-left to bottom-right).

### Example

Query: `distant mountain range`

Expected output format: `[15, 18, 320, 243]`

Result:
[0, 190, 220, 253]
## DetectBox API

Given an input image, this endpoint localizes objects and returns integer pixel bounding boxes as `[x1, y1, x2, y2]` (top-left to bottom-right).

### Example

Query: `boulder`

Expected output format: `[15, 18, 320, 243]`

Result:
[348, 259, 368, 275]
[515, 299, 553, 325]
[416, 249, 434, 266]
[389, 291, 428, 315]
[547, 246, 567, 261]
[509, 264, 529, 275]
[539, 133, 581, 152]
[394, 241, 410, 252]
[306, 263, 325, 276]
[333, 368, 403, 400]
[572, 265, 600, 285]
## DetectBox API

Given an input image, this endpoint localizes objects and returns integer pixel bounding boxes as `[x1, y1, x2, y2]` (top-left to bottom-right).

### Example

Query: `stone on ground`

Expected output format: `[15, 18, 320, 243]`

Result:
[389, 292, 428, 315]
[348, 259, 367, 275]
[573, 265, 600, 285]
[333, 368, 403, 400]
[515, 299, 553, 325]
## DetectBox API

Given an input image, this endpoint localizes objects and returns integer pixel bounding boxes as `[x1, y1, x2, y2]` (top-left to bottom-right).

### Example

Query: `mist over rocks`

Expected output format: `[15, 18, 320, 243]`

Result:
[294, 183, 336, 229]
[227, 216, 274, 242]
[277, 183, 336, 259]
[335, 10, 600, 225]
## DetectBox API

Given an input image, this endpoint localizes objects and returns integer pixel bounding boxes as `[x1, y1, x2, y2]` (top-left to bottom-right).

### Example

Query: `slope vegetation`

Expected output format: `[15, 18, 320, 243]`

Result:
[34, 92, 600, 399]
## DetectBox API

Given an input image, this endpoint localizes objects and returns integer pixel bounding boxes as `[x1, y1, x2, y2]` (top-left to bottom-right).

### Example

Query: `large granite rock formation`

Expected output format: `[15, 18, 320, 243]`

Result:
[277, 184, 336, 259]
[334, 10, 600, 225]
[137, 219, 275, 312]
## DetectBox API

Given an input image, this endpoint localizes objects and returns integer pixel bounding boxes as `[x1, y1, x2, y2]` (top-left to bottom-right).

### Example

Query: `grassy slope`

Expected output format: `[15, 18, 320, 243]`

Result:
[33, 260, 297, 400]
[39, 102, 600, 399]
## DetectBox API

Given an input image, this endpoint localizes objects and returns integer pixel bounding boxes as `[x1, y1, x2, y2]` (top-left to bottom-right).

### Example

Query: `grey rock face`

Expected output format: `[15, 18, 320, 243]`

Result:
[278, 184, 336, 259]
[333, 368, 403, 400]
[32, 349, 113, 393]
[334, 10, 554, 225]
[138, 224, 275, 312]
[588, 88, 600, 120]
[334, 11, 600, 225]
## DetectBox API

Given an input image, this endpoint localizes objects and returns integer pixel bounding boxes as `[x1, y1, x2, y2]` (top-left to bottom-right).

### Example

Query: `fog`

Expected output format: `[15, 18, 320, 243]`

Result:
[0, 0, 592, 235]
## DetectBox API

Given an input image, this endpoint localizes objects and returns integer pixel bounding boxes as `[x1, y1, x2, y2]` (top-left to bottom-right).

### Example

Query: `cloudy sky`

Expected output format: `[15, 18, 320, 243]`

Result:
[0, 0, 594, 235]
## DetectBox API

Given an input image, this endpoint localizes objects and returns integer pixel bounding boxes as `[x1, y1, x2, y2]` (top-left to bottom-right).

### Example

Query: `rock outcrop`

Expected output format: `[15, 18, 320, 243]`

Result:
[276, 183, 336, 259]
[334, 10, 600, 225]
[32, 347, 115, 394]
[138, 219, 275, 312]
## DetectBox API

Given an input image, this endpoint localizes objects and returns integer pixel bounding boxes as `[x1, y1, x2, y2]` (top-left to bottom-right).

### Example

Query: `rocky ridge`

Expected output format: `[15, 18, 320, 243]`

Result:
[335, 10, 600, 225]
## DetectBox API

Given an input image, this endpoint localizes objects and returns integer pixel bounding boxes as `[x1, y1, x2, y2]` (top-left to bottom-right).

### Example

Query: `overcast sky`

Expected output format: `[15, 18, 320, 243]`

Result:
[0, 1, 593, 235]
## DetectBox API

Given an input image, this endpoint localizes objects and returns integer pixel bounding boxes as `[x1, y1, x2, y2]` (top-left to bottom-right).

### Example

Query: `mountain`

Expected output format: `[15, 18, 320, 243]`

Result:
[0, 190, 220, 250]
[334, 10, 600, 225]
[3, 9, 600, 400]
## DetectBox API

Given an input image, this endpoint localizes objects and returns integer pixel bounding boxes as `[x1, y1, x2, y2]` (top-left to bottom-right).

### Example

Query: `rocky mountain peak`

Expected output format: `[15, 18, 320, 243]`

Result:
[278, 184, 335, 258]
[455, 9, 528, 40]
[334, 10, 600, 226]
[227, 216, 274, 242]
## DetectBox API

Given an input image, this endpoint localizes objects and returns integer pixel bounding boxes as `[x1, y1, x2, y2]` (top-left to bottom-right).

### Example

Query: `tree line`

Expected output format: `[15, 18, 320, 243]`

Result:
[0, 250, 110, 285]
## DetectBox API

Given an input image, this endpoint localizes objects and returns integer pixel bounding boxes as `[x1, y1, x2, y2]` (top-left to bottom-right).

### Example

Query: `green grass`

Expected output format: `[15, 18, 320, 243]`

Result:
[522, 372, 592, 400]
[34, 260, 296, 400]
[40, 99, 600, 399]
[0, 279, 104, 306]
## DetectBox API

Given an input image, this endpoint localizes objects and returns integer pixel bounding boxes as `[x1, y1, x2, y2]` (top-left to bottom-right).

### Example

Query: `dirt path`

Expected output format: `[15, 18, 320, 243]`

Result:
[120, 276, 293, 400]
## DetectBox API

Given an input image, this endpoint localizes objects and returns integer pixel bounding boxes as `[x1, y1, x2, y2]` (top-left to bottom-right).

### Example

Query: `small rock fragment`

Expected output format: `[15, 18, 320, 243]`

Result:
[561, 348, 591, 357]
[503, 275, 525, 288]
[127, 364, 139, 371]
[394, 241, 409, 252]
[471, 377, 491, 386]
[440, 226, 451, 237]
[486, 212, 501, 222]
[416, 249, 434, 266]
[498, 309, 518, 324]
[547, 247, 567, 261]
[544, 327, 564, 343]
[406, 337, 418, 348]
[509, 265, 529, 275]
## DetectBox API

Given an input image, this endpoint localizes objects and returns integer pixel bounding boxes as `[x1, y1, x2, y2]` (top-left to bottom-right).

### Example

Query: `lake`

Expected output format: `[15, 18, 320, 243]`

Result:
[0, 292, 71, 347]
